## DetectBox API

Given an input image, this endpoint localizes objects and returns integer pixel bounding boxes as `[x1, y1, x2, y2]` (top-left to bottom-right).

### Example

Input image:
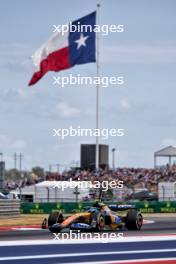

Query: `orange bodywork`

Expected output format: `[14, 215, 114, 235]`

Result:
[59, 203, 122, 229]
[60, 212, 91, 228]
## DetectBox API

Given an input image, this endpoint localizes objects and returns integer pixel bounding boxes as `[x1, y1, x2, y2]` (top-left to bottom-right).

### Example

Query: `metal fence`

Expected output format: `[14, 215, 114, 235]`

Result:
[0, 199, 20, 218]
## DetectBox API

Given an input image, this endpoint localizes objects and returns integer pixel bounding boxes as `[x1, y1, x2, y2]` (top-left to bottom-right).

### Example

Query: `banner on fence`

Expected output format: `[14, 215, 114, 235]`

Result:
[20, 201, 176, 214]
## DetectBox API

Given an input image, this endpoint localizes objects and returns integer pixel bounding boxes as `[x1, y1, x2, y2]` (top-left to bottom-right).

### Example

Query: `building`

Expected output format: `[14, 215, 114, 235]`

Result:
[80, 144, 109, 170]
[154, 145, 176, 168]
[10, 181, 90, 203]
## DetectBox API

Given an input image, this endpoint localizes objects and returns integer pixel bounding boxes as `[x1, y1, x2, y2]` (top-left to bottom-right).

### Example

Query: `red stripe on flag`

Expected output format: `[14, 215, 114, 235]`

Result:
[29, 46, 70, 86]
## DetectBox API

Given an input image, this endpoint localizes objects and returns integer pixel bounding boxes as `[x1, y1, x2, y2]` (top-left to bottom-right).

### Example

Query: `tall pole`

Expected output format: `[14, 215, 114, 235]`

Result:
[95, 3, 100, 171]
[14, 153, 17, 169]
[0, 153, 4, 190]
[56, 163, 60, 173]
[19, 153, 23, 200]
[0, 153, 3, 162]
[19, 153, 23, 172]
[112, 148, 116, 170]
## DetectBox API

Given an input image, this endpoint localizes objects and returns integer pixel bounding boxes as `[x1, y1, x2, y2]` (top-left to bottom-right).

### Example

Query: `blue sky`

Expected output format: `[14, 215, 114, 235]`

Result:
[0, 0, 176, 170]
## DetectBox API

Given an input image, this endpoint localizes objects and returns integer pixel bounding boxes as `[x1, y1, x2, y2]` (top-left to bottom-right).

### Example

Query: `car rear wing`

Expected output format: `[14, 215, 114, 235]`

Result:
[109, 204, 136, 211]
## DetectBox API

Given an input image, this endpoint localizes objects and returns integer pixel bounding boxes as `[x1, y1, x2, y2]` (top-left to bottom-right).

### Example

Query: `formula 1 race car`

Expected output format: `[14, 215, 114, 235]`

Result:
[42, 202, 143, 233]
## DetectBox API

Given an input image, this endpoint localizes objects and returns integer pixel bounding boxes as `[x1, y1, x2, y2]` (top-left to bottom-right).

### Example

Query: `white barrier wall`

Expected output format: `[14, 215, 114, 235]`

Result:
[34, 181, 90, 202]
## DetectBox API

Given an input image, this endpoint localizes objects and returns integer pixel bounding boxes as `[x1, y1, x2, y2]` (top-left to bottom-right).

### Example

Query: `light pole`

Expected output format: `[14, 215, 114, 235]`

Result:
[0, 153, 3, 162]
[0, 153, 4, 190]
[112, 148, 116, 170]
[14, 153, 17, 169]
[49, 164, 52, 173]
[56, 164, 60, 173]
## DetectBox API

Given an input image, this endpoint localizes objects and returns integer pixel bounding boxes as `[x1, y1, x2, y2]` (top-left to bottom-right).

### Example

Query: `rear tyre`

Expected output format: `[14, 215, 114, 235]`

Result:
[96, 214, 105, 231]
[41, 218, 47, 229]
[48, 211, 64, 228]
[125, 209, 143, 230]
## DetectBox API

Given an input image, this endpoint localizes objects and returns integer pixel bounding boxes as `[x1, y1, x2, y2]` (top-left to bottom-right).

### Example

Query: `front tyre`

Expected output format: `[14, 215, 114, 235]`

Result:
[125, 209, 143, 230]
[48, 211, 64, 228]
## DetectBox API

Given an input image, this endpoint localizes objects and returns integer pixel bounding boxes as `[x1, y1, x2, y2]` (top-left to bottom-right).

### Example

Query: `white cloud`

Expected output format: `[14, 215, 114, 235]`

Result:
[101, 45, 176, 64]
[0, 135, 26, 151]
[120, 98, 131, 111]
[12, 140, 26, 150]
[0, 87, 29, 101]
[16, 89, 26, 98]
[0, 43, 32, 73]
[162, 138, 176, 147]
[54, 102, 80, 118]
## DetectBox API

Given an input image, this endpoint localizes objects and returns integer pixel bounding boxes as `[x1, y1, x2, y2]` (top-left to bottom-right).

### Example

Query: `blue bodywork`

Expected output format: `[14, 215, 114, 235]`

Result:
[70, 223, 92, 230]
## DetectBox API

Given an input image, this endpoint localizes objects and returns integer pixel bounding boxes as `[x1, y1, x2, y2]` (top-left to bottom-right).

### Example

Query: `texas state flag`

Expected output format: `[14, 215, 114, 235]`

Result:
[28, 12, 96, 86]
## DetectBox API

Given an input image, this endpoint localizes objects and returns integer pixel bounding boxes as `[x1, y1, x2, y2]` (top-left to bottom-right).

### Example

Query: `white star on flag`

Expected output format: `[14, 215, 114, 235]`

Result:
[75, 33, 89, 50]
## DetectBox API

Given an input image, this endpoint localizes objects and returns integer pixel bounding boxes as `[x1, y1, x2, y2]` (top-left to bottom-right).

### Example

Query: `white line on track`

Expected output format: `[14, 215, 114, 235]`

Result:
[0, 249, 175, 261]
[0, 235, 176, 246]
[143, 220, 155, 224]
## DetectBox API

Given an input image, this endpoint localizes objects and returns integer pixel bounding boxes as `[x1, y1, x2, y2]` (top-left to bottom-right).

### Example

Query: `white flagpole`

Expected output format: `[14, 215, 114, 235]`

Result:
[95, 3, 100, 171]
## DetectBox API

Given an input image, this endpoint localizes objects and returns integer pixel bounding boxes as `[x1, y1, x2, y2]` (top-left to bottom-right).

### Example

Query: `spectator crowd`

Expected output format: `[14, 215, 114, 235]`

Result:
[4, 164, 176, 194]
[46, 164, 176, 193]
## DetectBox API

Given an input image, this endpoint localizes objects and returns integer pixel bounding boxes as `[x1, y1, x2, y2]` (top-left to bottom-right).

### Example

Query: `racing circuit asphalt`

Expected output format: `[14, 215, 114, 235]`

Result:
[0, 216, 175, 240]
[0, 216, 175, 264]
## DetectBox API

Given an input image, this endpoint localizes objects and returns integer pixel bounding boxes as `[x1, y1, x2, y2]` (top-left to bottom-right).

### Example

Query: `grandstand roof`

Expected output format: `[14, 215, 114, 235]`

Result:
[154, 145, 176, 157]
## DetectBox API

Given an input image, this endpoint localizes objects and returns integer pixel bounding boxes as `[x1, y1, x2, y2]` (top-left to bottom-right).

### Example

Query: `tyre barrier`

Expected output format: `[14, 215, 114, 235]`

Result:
[0, 200, 20, 218]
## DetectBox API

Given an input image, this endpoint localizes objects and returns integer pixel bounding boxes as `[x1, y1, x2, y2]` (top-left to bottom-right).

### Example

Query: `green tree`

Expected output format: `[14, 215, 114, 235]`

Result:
[32, 166, 44, 180]
[5, 169, 21, 180]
